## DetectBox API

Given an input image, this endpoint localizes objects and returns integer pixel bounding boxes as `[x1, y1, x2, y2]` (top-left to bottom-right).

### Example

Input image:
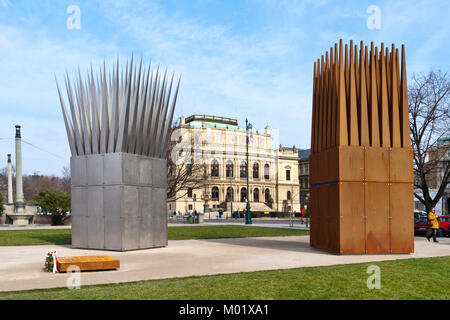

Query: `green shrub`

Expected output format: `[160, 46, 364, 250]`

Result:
[34, 190, 70, 225]
[0, 193, 4, 216]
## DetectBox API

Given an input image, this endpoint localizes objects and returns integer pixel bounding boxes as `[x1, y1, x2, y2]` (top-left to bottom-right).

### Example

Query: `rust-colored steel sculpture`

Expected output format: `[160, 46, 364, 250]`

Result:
[309, 40, 414, 254]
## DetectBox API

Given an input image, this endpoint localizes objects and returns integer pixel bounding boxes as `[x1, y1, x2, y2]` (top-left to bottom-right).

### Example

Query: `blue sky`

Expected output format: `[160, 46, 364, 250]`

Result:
[0, 0, 449, 175]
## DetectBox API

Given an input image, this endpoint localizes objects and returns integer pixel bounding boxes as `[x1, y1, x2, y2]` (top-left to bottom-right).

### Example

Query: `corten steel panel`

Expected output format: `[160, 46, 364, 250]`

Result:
[317, 152, 328, 184]
[365, 147, 389, 182]
[87, 154, 104, 186]
[339, 182, 365, 254]
[390, 183, 414, 253]
[57, 256, 120, 272]
[390, 148, 413, 183]
[309, 153, 319, 184]
[312, 187, 321, 249]
[365, 182, 390, 253]
[327, 148, 339, 182]
[309, 187, 319, 248]
[338, 146, 364, 182]
[327, 183, 340, 252]
[317, 185, 329, 251]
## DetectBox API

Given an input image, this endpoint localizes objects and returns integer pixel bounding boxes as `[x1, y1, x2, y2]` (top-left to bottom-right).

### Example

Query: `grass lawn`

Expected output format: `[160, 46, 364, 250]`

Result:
[0, 225, 309, 246]
[0, 256, 448, 300]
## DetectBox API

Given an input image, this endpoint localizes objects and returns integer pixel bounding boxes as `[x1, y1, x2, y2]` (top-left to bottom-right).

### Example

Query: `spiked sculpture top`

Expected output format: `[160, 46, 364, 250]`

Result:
[56, 57, 180, 158]
[311, 40, 410, 151]
[309, 40, 414, 254]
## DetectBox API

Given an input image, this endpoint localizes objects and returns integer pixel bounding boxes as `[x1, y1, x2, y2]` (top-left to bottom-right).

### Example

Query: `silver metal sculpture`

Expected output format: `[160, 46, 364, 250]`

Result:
[57, 57, 180, 251]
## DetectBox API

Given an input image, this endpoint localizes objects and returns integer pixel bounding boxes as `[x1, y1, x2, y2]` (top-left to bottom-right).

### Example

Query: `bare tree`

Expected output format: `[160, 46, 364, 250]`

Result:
[166, 126, 208, 202]
[0, 165, 71, 202]
[409, 70, 450, 213]
[61, 166, 71, 193]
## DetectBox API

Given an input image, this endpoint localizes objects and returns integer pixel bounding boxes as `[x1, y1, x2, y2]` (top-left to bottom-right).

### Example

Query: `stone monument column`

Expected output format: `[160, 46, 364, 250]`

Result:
[7, 154, 13, 204]
[15, 125, 25, 212]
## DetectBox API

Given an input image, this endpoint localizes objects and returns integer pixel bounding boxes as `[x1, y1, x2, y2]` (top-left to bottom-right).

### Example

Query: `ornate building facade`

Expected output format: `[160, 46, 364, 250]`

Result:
[167, 115, 301, 214]
[298, 149, 310, 210]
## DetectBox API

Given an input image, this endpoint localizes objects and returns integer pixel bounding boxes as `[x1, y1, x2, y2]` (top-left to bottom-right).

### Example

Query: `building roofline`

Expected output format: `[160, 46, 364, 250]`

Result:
[185, 115, 238, 126]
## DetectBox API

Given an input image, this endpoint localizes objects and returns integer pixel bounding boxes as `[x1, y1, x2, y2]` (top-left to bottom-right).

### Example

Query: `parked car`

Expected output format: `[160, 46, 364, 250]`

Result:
[415, 215, 450, 237]
[414, 215, 428, 234]
[437, 216, 450, 237]
[414, 210, 426, 223]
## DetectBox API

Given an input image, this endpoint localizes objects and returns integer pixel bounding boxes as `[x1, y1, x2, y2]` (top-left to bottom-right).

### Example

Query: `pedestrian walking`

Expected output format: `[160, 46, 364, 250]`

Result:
[426, 207, 439, 243]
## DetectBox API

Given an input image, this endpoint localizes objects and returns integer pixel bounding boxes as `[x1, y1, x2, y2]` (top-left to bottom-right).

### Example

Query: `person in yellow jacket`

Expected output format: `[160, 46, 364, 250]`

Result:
[426, 207, 439, 243]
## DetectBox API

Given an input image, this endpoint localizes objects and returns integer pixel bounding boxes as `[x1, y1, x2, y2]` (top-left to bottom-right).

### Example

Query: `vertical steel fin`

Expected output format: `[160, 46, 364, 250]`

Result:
[55, 77, 77, 155]
[400, 45, 410, 148]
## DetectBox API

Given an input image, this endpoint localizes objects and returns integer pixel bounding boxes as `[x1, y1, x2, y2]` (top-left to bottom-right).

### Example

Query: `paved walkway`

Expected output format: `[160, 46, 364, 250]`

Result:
[0, 236, 449, 292]
[0, 221, 309, 230]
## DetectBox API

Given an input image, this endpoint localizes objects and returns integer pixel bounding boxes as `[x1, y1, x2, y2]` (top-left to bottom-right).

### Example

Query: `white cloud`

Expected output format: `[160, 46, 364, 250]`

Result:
[0, 23, 120, 175]
[0, 0, 10, 8]
[98, 0, 312, 148]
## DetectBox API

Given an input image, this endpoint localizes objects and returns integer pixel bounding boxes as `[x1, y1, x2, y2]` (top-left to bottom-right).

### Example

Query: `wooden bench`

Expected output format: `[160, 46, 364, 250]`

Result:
[57, 255, 120, 273]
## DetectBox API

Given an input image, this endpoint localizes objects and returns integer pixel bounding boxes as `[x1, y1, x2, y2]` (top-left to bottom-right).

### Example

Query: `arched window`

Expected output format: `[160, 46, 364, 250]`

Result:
[253, 163, 259, 179]
[240, 161, 247, 178]
[265, 188, 270, 203]
[240, 187, 247, 202]
[226, 160, 234, 178]
[287, 191, 291, 201]
[253, 188, 259, 202]
[211, 186, 219, 201]
[264, 164, 270, 180]
[211, 159, 219, 177]
[226, 187, 234, 202]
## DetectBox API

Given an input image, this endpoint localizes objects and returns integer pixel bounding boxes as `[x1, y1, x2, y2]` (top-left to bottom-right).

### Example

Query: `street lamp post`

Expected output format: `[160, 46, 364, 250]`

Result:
[245, 118, 252, 225]
[230, 172, 233, 219]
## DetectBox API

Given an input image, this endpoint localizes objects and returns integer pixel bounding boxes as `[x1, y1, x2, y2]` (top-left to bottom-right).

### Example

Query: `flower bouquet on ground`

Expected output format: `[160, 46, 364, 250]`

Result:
[44, 251, 58, 273]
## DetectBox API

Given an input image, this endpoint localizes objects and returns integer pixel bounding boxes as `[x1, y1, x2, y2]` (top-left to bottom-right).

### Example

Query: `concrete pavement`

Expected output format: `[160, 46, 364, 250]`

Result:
[0, 221, 309, 230]
[0, 236, 449, 292]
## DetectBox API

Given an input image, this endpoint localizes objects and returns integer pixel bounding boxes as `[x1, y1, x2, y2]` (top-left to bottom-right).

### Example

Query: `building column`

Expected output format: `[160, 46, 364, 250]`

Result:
[15, 125, 25, 212]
